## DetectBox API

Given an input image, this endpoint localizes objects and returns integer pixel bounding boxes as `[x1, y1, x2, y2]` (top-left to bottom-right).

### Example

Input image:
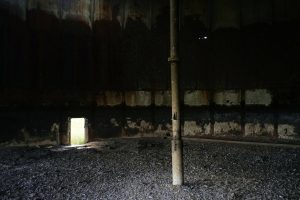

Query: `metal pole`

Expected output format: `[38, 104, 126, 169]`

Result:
[168, 0, 183, 186]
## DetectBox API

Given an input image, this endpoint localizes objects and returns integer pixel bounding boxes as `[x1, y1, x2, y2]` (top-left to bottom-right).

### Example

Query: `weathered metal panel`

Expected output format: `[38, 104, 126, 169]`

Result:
[28, 0, 60, 18]
[241, 0, 272, 25]
[212, 0, 240, 30]
[2, 0, 26, 20]
[93, 0, 154, 29]
[124, 0, 152, 29]
[93, 0, 123, 25]
[61, 0, 92, 25]
[182, 0, 209, 27]
[0, 0, 300, 91]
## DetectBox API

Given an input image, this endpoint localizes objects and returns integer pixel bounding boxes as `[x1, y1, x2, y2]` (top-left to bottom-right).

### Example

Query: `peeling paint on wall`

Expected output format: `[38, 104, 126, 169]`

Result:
[183, 121, 210, 136]
[153, 124, 171, 137]
[245, 123, 274, 137]
[278, 124, 297, 140]
[214, 122, 241, 136]
[125, 118, 154, 136]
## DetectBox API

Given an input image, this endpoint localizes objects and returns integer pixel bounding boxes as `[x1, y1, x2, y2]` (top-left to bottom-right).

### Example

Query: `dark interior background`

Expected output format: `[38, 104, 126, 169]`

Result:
[0, 0, 300, 142]
[0, 0, 299, 92]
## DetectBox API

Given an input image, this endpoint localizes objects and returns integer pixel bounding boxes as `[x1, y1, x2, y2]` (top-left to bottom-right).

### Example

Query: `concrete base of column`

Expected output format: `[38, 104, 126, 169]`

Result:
[172, 139, 184, 185]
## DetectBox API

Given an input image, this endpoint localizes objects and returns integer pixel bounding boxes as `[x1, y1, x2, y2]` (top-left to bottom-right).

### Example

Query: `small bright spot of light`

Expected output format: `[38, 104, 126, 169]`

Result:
[198, 36, 208, 40]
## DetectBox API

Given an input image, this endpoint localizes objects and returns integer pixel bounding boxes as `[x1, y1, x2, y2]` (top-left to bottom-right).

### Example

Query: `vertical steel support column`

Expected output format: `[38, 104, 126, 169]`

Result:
[168, 0, 183, 186]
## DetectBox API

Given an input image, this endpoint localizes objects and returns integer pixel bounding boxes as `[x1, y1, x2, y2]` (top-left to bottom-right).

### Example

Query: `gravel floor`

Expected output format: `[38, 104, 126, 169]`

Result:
[0, 138, 299, 200]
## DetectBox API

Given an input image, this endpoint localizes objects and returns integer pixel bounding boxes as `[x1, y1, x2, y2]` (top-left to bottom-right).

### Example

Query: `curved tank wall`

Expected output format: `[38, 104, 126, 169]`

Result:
[0, 0, 300, 144]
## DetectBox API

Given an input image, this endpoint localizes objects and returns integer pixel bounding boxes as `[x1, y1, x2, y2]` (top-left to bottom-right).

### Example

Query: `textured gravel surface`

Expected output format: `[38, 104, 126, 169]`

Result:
[0, 138, 299, 200]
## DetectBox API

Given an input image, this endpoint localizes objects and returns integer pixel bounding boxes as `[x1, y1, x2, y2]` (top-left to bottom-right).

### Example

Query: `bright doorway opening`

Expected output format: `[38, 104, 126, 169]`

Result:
[70, 118, 88, 145]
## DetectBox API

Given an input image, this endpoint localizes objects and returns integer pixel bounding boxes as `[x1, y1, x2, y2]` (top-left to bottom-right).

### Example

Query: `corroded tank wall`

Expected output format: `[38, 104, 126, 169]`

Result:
[0, 0, 300, 143]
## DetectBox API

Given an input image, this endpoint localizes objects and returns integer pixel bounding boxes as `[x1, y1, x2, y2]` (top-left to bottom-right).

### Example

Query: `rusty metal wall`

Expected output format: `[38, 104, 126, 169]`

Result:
[0, 0, 300, 91]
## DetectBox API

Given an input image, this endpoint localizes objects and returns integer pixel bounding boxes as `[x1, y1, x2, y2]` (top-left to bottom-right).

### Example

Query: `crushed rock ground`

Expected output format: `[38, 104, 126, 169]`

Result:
[0, 138, 299, 200]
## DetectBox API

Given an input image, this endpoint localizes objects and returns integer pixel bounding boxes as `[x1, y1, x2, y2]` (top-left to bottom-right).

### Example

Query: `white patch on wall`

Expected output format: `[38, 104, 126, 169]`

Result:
[278, 124, 297, 140]
[125, 91, 151, 107]
[214, 122, 241, 135]
[213, 90, 241, 106]
[105, 91, 123, 106]
[245, 89, 272, 106]
[139, 120, 153, 132]
[154, 91, 171, 106]
[184, 90, 209, 106]
[245, 123, 274, 137]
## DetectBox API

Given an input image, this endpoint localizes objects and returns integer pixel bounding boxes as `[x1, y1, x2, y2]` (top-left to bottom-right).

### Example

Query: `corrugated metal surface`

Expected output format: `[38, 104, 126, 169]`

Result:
[2, 0, 300, 28]
[0, 0, 299, 91]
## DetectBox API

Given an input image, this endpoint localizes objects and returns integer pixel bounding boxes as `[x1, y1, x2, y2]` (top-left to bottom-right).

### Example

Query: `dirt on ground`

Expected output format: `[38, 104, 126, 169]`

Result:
[0, 138, 299, 200]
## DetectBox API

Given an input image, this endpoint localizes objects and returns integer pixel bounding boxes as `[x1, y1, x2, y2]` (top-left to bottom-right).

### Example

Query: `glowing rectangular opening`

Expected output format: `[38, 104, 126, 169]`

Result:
[70, 118, 87, 145]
